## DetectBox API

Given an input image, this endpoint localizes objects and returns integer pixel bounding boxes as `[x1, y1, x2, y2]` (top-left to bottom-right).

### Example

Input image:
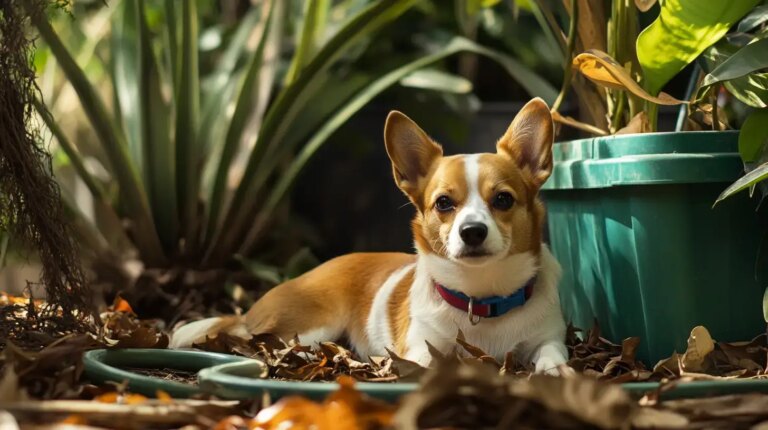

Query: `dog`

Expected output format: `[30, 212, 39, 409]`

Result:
[170, 98, 569, 374]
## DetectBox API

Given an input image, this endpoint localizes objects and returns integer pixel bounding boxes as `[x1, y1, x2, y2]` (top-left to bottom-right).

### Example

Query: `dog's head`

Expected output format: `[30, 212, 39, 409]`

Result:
[384, 98, 553, 266]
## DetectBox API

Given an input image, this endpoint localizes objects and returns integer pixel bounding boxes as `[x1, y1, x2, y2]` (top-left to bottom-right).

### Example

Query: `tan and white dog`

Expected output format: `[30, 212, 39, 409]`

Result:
[171, 98, 569, 374]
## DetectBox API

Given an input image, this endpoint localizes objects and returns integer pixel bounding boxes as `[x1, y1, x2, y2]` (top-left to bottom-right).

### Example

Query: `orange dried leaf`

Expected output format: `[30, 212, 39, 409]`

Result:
[573, 50, 687, 105]
[94, 392, 119, 403]
[123, 393, 149, 405]
[113, 297, 134, 314]
[155, 390, 173, 403]
[60, 414, 87, 424]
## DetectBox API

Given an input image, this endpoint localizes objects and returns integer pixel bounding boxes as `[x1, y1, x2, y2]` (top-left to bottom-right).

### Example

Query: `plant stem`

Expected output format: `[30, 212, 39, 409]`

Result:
[676, 67, 701, 132]
[552, 0, 578, 113]
[527, 0, 567, 56]
[711, 85, 720, 130]
[648, 102, 658, 132]
[611, 92, 626, 131]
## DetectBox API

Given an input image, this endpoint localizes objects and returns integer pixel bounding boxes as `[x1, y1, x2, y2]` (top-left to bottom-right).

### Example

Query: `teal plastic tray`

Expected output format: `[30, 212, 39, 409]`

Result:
[84, 349, 768, 401]
[83, 349, 248, 398]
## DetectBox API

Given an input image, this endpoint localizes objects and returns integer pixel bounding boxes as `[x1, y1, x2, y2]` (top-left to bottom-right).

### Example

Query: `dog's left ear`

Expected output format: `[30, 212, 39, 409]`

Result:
[384, 111, 443, 200]
[496, 97, 554, 187]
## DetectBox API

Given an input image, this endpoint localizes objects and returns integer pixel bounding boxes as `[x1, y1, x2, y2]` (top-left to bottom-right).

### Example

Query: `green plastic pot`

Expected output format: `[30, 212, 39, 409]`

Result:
[541, 131, 768, 365]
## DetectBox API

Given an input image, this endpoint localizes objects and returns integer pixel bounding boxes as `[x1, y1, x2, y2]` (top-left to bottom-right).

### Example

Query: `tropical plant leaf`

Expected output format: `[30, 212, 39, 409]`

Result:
[111, 0, 142, 172]
[33, 98, 106, 202]
[399, 68, 474, 93]
[204, 0, 420, 263]
[716, 161, 768, 204]
[199, 7, 263, 152]
[738, 3, 768, 33]
[573, 50, 686, 105]
[739, 108, 768, 163]
[284, 0, 331, 85]
[163, 1, 178, 97]
[30, 8, 166, 265]
[235, 255, 283, 285]
[204, 0, 277, 245]
[637, 0, 761, 95]
[241, 36, 556, 252]
[176, 0, 201, 243]
[699, 40, 768, 108]
[137, 0, 178, 251]
[697, 37, 768, 107]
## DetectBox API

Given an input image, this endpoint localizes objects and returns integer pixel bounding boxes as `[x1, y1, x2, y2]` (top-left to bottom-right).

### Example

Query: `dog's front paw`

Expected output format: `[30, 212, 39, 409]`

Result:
[535, 359, 574, 376]
[534, 355, 569, 375]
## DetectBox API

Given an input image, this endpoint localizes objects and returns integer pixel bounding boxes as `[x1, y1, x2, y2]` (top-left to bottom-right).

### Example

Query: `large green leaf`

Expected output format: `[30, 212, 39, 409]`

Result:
[31, 9, 167, 265]
[699, 40, 768, 108]
[238, 36, 556, 252]
[739, 108, 768, 163]
[716, 161, 768, 203]
[175, 0, 201, 243]
[637, 0, 760, 95]
[138, 0, 178, 251]
[697, 37, 768, 108]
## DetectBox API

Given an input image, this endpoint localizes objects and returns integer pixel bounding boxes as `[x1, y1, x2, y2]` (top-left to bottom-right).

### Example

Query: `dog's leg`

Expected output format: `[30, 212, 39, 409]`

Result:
[244, 280, 347, 346]
[531, 340, 569, 375]
[403, 321, 452, 367]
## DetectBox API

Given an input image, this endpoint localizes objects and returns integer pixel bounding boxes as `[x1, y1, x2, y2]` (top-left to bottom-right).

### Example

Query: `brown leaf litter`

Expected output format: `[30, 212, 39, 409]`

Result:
[4, 296, 768, 428]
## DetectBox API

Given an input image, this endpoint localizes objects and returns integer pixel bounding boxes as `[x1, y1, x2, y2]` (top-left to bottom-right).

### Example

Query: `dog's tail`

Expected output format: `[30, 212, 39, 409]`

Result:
[169, 315, 250, 349]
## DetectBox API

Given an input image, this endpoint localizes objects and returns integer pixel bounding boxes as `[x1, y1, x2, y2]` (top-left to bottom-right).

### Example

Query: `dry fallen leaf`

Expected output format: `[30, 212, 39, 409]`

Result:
[616, 112, 651, 134]
[682, 326, 715, 372]
[573, 50, 687, 105]
[251, 376, 395, 430]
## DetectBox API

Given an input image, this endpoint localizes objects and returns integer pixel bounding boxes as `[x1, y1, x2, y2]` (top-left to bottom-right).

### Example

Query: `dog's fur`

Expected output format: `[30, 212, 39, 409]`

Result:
[170, 98, 568, 373]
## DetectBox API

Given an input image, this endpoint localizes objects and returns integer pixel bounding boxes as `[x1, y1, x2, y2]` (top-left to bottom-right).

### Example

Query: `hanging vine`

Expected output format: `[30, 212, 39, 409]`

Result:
[0, 0, 94, 344]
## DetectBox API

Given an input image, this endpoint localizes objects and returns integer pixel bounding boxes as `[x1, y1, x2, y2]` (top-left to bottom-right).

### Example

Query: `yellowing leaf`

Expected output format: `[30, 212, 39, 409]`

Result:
[551, 110, 608, 136]
[682, 326, 715, 372]
[573, 50, 687, 106]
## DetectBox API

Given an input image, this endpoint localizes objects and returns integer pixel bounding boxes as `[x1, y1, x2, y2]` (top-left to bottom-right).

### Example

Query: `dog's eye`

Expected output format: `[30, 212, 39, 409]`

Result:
[492, 192, 515, 210]
[435, 196, 455, 212]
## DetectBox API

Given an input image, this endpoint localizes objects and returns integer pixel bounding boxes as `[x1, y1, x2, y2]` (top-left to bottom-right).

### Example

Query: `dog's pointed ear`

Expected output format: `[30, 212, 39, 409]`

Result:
[384, 111, 443, 198]
[496, 98, 554, 187]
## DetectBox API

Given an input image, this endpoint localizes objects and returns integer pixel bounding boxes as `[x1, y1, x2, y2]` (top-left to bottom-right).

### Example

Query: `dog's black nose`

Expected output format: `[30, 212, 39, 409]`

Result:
[459, 222, 488, 247]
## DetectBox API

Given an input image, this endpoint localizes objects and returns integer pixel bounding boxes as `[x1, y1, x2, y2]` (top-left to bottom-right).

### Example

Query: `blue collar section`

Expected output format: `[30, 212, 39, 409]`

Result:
[434, 276, 536, 319]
